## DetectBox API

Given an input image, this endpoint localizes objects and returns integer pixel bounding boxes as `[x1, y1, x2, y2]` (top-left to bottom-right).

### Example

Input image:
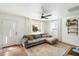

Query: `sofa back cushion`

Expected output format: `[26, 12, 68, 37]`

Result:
[41, 33, 48, 38]
[32, 34, 42, 39]
[26, 33, 47, 40]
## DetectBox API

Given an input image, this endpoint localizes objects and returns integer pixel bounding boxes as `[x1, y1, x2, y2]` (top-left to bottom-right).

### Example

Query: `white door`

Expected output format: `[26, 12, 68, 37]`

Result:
[15, 17, 25, 44]
[49, 20, 58, 38]
[2, 19, 17, 47]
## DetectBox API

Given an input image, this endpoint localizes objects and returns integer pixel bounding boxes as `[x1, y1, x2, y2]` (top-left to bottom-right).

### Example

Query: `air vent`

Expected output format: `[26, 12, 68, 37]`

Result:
[68, 5, 79, 12]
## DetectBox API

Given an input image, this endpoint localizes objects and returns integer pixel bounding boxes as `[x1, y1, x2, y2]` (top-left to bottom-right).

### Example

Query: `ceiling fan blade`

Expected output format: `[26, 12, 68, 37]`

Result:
[44, 14, 52, 17]
[45, 17, 48, 19]
[41, 13, 52, 19]
[41, 16, 48, 19]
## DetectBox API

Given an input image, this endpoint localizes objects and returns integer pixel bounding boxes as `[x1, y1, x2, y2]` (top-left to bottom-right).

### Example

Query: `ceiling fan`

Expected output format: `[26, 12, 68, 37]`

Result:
[41, 13, 52, 19]
[41, 4, 52, 19]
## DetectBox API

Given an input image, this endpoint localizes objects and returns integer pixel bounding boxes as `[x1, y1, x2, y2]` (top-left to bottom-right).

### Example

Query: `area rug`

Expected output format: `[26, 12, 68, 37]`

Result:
[27, 43, 70, 56]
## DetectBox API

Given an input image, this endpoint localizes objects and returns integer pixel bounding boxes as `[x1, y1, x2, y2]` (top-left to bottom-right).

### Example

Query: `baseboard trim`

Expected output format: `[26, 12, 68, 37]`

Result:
[59, 41, 79, 47]
[2, 44, 21, 49]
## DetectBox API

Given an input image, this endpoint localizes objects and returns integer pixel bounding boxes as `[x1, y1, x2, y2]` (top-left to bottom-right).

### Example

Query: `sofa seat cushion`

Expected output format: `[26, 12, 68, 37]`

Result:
[28, 38, 46, 44]
[45, 37, 58, 44]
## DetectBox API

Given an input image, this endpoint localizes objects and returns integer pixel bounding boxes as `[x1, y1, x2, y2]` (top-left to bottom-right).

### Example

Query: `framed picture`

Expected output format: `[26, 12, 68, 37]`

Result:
[32, 24, 40, 32]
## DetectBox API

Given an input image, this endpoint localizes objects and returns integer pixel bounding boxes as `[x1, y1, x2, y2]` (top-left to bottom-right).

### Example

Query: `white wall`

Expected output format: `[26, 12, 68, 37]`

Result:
[25, 18, 45, 35]
[0, 3, 41, 20]
[0, 13, 45, 48]
[44, 12, 79, 46]
[62, 15, 79, 46]
[44, 19, 60, 39]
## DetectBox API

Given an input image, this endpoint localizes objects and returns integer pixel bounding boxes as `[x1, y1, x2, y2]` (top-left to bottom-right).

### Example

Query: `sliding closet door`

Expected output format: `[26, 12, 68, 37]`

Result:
[17, 18, 26, 42]
[15, 17, 25, 44]
[0, 19, 2, 48]
[2, 19, 18, 47]
[0, 15, 25, 47]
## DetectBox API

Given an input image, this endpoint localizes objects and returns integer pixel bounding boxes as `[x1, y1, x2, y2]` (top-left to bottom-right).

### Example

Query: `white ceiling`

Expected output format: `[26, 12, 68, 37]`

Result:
[0, 3, 79, 20]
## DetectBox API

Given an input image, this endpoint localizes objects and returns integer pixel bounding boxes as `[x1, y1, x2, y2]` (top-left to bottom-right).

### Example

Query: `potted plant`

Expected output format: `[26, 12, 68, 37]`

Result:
[66, 19, 71, 27]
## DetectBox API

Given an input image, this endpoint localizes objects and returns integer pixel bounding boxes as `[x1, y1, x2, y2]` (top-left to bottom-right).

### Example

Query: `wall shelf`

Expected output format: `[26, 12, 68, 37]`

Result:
[66, 19, 78, 35]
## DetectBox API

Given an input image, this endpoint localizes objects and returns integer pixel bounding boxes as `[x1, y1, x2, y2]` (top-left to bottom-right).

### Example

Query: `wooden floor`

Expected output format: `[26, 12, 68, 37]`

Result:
[27, 41, 73, 56]
[0, 45, 28, 56]
[0, 41, 75, 56]
[53, 41, 73, 56]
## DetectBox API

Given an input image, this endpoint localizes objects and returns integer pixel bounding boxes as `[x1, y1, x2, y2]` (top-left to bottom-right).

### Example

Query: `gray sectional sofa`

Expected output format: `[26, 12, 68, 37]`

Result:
[22, 34, 58, 48]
